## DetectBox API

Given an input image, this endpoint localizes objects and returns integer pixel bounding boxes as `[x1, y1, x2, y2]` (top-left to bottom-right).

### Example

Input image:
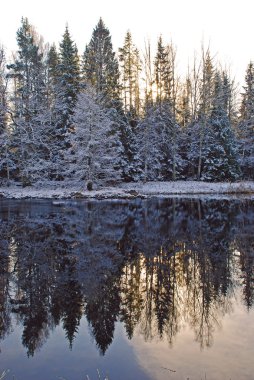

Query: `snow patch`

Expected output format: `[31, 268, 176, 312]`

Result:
[1, 181, 254, 200]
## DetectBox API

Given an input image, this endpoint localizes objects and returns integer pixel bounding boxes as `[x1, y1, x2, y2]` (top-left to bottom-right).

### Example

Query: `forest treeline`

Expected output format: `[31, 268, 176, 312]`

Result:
[0, 17, 253, 187]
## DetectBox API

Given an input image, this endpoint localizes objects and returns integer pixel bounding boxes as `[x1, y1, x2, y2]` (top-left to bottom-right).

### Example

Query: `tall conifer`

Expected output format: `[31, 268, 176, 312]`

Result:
[238, 62, 254, 178]
[82, 18, 120, 108]
[119, 31, 141, 118]
[56, 26, 80, 131]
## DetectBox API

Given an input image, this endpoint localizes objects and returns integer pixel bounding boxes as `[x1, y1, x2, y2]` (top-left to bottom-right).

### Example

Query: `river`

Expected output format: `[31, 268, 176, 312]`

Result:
[0, 198, 254, 379]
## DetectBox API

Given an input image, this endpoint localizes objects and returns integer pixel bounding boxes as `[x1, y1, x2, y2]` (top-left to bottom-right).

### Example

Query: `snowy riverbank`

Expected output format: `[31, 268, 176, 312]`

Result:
[1, 181, 254, 200]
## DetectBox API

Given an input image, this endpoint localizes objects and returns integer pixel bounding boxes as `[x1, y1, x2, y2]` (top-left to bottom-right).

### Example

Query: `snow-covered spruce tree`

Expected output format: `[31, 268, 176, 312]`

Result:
[136, 102, 182, 181]
[42, 27, 81, 181]
[65, 87, 124, 188]
[104, 107, 142, 182]
[82, 18, 121, 109]
[7, 18, 52, 185]
[201, 71, 241, 181]
[83, 21, 140, 182]
[238, 62, 254, 179]
[135, 106, 162, 181]
[158, 102, 185, 180]
[55, 26, 80, 133]
[43, 43, 68, 180]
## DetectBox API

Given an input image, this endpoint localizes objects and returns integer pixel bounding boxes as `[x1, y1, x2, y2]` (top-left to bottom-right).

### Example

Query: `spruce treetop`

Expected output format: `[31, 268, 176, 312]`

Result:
[82, 18, 120, 107]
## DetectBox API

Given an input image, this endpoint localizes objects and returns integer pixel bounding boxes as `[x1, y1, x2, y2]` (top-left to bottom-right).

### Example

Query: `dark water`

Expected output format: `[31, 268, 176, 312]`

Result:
[0, 198, 254, 380]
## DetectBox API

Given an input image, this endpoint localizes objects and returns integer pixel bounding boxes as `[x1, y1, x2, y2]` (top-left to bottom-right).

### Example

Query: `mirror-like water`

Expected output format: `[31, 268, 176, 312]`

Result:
[0, 198, 254, 380]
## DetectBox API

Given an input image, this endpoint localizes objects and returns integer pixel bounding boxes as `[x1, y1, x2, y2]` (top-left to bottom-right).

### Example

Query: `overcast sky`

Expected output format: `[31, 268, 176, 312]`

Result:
[0, 0, 253, 86]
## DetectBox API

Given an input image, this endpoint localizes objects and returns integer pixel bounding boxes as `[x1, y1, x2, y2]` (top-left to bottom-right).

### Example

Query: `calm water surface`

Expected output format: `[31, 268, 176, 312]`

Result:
[0, 198, 254, 380]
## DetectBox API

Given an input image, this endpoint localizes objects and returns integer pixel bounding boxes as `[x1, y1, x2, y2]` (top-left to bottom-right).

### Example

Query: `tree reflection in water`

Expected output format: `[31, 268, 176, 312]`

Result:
[0, 198, 253, 356]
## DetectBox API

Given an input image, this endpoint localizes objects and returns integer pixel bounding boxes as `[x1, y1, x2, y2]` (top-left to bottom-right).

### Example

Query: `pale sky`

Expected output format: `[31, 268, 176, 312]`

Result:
[0, 0, 253, 86]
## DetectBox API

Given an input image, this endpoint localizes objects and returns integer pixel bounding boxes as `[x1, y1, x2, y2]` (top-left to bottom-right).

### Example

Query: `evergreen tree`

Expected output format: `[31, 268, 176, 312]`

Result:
[199, 50, 214, 119]
[82, 18, 120, 108]
[43, 44, 66, 180]
[0, 45, 11, 183]
[46, 44, 60, 113]
[238, 62, 254, 179]
[201, 71, 241, 181]
[65, 87, 124, 188]
[154, 36, 168, 106]
[186, 48, 215, 179]
[136, 105, 163, 181]
[196, 49, 214, 179]
[136, 102, 182, 181]
[154, 37, 177, 115]
[119, 31, 142, 118]
[240, 62, 254, 121]
[56, 26, 80, 132]
[107, 108, 142, 182]
[158, 102, 184, 180]
[7, 17, 51, 185]
[8, 18, 46, 120]
[221, 70, 236, 123]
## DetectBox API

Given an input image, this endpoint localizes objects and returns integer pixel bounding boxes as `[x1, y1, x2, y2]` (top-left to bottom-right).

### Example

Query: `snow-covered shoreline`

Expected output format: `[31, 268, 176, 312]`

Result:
[1, 181, 254, 200]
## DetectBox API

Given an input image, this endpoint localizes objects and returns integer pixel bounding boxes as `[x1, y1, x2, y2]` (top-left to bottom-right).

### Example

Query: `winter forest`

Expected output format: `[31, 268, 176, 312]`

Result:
[0, 17, 254, 188]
